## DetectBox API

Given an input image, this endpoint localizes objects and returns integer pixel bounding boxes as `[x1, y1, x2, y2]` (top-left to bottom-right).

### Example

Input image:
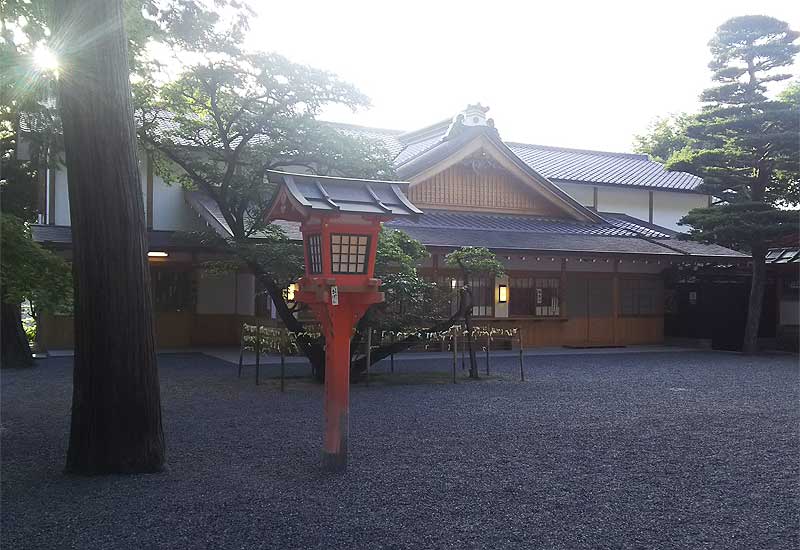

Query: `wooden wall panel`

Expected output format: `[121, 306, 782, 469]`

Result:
[409, 163, 565, 216]
[617, 317, 664, 345]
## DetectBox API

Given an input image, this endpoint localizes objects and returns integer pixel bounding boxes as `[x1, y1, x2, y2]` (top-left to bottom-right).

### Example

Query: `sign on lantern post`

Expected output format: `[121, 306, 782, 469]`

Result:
[264, 170, 422, 471]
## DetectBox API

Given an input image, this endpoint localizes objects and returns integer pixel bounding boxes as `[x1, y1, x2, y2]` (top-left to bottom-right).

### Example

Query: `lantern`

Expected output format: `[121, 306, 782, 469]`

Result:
[265, 170, 422, 471]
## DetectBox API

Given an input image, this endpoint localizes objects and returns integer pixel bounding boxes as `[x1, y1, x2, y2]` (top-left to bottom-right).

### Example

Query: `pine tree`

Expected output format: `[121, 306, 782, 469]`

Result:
[668, 15, 800, 354]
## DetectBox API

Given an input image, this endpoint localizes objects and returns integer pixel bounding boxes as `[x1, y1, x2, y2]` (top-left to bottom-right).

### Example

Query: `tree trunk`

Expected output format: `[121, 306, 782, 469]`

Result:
[247, 262, 326, 380]
[459, 286, 479, 379]
[55, 0, 164, 474]
[348, 308, 464, 378]
[1, 300, 33, 368]
[742, 246, 767, 355]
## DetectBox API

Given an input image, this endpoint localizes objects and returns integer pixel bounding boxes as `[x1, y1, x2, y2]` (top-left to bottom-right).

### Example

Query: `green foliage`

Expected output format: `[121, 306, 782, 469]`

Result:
[666, 16, 799, 208]
[679, 202, 798, 252]
[369, 228, 448, 332]
[22, 314, 36, 344]
[1, 214, 71, 312]
[633, 113, 694, 163]
[444, 246, 505, 278]
[135, 19, 394, 239]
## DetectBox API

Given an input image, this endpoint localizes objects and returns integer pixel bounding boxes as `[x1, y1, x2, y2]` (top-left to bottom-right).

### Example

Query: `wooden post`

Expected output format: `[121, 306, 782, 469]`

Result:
[365, 328, 371, 387]
[485, 330, 490, 376]
[519, 330, 524, 382]
[390, 333, 395, 373]
[612, 259, 620, 346]
[460, 327, 465, 370]
[452, 328, 457, 384]
[238, 325, 245, 378]
[255, 327, 261, 386]
[280, 334, 285, 393]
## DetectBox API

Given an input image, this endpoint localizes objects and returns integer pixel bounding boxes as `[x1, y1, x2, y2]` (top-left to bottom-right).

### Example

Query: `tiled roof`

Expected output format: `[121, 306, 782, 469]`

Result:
[766, 248, 800, 264]
[331, 118, 704, 192]
[185, 189, 301, 239]
[387, 210, 667, 238]
[508, 143, 702, 190]
[266, 170, 422, 218]
[31, 225, 196, 249]
[386, 210, 747, 259]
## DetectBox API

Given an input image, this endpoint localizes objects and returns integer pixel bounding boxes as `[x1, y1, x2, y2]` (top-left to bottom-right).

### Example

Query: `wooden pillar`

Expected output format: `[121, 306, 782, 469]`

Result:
[648, 192, 654, 224]
[612, 259, 620, 345]
[322, 304, 351, 472]
[560, 257, 567, 318]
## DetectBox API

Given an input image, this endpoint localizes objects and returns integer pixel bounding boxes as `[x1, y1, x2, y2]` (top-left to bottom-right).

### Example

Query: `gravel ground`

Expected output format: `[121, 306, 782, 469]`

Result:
[2, 351, 798, 550]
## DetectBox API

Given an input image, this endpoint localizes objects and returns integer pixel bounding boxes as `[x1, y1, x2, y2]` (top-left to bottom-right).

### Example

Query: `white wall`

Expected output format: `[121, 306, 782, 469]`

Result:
[196, 271, 237, 314]
[596, 187, 650, 220]
[54, 169, 71, 225]
[236, 273, 255, 316]
[652, 191, 709, 232]
[196, 270, 256, 315]
[49, 157, 202, 232]
[555, 182, 595, 207]
[152, 174, 202, 231]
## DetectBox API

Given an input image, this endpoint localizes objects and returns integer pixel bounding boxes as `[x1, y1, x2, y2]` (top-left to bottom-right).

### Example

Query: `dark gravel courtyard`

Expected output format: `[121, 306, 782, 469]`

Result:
[2, 351, 798, 549]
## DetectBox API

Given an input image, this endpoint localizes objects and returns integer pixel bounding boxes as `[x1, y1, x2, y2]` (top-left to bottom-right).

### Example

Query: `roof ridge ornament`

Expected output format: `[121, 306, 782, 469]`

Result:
[445, 103, 499, 141]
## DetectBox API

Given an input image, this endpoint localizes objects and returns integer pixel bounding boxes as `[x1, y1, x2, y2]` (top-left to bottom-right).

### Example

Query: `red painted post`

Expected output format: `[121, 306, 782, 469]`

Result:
[321, 304, 352, 471]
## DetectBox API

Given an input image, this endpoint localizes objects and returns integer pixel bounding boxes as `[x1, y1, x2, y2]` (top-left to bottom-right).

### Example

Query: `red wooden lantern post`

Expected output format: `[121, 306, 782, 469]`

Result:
[265, 171, 421, 471]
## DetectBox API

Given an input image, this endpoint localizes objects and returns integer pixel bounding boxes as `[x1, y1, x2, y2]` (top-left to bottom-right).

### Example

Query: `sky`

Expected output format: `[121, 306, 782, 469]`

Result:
[244, 0, 799, 153]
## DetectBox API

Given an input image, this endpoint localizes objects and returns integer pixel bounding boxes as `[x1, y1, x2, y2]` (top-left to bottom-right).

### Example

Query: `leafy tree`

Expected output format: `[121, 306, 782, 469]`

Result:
[633, 113, 694, 163]
[0, 214, 71, 367]
[445, 247, 505, 379]
[349, 227, 458, 378]
[54, 0, 165, 473]
[1, 0, 67, 366]
[135, 38, 394, 377]
[667, 15, 800, 354]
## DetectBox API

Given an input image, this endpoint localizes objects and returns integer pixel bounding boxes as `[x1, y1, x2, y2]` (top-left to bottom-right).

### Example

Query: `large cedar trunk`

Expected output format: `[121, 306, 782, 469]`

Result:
[1, 300, 33, 368]
[742, 246, 767, 355]
[55, 0, 165, 473]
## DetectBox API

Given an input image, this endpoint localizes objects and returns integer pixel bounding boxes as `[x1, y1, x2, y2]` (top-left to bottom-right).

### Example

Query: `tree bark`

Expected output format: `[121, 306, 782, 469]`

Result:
[742, 246, 767, 355]
[348, 308, 464, 379]
[1, 299, 33, 368]
[55, 0, 164, 474]
[459, 286, 479, 379]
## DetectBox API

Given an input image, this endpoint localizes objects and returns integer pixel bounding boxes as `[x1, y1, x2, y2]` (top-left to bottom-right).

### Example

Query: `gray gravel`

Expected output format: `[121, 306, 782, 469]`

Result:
[2, 351, 798, 549]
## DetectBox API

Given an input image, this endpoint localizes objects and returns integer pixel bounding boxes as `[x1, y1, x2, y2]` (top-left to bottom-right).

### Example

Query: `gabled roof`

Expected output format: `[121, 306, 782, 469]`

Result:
[329, 116, 704, 192]
[392, 125, 604, 224]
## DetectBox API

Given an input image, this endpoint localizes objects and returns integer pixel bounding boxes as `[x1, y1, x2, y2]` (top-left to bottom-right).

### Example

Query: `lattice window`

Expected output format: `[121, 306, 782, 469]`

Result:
[469, 276, 493, 317]
[306, 234, 322, 274]
[436, 275, 493, 317]
[510, 277, 560, 317]
[330, 234, 369, 274]
[151, 267, 193, 313]
[621, 278, 660, 316]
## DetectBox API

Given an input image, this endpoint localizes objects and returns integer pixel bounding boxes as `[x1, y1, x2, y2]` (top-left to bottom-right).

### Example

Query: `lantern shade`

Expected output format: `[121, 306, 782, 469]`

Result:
[498, 284, 508, 303]
[264, 170, 421, 223]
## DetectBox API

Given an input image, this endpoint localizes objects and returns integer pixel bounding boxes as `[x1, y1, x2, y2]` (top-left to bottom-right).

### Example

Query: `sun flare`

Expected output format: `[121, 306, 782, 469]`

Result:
[33, 44, 59, 73]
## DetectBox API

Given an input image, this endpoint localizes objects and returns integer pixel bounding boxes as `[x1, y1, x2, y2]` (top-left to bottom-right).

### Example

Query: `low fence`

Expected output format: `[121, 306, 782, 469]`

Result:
[238, 323, 526, 387]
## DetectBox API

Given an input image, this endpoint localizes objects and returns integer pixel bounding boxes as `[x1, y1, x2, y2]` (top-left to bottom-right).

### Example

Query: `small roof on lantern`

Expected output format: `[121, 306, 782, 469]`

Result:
[264, 170, 423, 223]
